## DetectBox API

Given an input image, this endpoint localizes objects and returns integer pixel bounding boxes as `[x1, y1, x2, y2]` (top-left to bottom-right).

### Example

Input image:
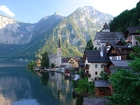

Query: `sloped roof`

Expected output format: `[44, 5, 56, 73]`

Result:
[94, 80, 110, 87]
[111, 60, 130, 66]
[107, 44, 133, 55]
[78, 57, 85, 66]
[85, 50, 110, 63]
[94, 32, 124, 40]
[69, 57, 80, 62]
[109, 60, 132, 74]
[83, 98, 110, 105]
[125, 26, 140, 38]
[126, 26, 140, 35]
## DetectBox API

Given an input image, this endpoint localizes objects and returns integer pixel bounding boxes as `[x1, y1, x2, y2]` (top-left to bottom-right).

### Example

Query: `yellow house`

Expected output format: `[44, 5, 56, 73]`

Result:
[36, 59, 41, 67]
[68, 57, 80, 68]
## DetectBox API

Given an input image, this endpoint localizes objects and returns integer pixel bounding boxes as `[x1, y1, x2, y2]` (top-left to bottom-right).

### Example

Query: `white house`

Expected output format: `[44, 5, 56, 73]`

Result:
[93, 23, 124, 50]
[84, 50, 110, 82]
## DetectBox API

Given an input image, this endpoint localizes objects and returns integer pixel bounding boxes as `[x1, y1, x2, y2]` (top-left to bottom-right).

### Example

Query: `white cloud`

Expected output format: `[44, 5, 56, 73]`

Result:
[0, 5, 15, 17]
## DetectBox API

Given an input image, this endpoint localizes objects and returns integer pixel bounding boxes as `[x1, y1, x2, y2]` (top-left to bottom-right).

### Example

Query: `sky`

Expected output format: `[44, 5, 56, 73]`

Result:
[0, 0, 139, 23]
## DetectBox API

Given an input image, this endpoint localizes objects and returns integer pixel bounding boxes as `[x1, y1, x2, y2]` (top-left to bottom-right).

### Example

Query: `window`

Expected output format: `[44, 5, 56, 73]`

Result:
[95, 64, 98, 68]
[117, 56, 121, 60]
[101, 64, 103, 68]
[95, 71, 98, 75]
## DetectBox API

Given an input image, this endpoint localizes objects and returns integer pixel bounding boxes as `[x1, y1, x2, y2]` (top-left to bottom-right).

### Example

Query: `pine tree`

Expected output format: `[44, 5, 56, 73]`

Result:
[85, 39, 93, 50]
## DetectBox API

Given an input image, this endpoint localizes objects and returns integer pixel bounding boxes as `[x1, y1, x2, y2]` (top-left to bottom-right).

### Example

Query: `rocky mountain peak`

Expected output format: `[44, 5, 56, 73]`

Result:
[53, 12, 63, 16]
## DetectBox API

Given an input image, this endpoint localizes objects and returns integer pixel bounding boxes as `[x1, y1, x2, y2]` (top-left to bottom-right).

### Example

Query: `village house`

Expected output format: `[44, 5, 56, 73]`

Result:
[94, 80, 112, 97]
[36, 59, 41, 67]
[68, 57, 80, 68]
[104, 41, 133, 74]
[107, 41, 133, 59]
[93, 23, 125, 50]
[84, 50, 110, 82]
[125, 26, 140, 46]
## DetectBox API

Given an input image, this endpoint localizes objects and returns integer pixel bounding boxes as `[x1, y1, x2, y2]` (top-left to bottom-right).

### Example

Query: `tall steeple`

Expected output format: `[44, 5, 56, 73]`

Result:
[101, 23, 110, 32]
[57, 37, 62, 67]
[58, 37, 61, 48]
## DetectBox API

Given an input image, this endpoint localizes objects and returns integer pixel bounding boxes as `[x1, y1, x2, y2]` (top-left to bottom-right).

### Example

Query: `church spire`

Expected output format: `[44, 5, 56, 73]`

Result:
[58, 38, 61, 48]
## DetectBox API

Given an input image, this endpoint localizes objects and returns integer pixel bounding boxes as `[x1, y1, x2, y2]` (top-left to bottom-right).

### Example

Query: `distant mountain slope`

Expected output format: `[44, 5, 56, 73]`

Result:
[0, 15, 35, 44]
[0, 6, 114, 60]
[36, 6, 113, 57]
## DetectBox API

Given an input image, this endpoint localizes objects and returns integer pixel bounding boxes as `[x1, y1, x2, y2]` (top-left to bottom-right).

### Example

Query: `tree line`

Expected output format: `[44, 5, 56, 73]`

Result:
[109, 1, 140, 33]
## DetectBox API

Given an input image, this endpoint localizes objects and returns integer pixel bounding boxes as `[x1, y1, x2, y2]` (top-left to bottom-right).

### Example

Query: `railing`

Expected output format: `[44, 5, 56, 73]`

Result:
[84, 66, 89, 69]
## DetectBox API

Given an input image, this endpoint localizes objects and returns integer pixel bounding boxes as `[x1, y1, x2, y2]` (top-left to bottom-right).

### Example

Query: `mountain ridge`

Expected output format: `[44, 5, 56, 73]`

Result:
[0, 6, 114, 60]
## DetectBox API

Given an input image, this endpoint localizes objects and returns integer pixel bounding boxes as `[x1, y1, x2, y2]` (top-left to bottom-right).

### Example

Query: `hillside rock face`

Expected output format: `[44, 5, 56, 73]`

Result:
[0, 15, 35, 44]
[53, 6, 113, 48]
[0, 6, 114, 59]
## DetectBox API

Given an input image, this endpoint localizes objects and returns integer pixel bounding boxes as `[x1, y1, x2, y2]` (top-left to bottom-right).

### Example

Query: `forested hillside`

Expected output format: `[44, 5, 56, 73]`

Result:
[109, 1, 140, 33]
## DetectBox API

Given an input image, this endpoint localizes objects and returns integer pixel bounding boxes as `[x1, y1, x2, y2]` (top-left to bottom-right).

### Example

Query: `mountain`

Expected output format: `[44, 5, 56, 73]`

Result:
[35, 6, 113, 57]
[0, 6, 113, 60]
[0, 15, 35, 44]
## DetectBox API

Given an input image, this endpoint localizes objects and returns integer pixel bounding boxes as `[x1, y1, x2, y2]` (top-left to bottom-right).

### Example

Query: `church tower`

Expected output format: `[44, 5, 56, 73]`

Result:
[57, 38, 62, 67]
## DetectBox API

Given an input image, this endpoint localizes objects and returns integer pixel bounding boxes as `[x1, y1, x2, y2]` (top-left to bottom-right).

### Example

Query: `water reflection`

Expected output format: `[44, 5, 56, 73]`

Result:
[42, 72, 75, 105]
[0, 62, 75, 105]
[41, 72, 49, 86]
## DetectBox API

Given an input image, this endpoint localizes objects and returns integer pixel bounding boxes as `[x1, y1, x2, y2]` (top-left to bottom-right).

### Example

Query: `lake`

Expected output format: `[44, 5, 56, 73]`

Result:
[0, 62, 76, 105]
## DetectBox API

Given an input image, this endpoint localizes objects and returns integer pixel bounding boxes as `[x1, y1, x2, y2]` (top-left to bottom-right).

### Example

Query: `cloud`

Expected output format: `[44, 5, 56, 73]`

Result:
[0, 5, 15, 17]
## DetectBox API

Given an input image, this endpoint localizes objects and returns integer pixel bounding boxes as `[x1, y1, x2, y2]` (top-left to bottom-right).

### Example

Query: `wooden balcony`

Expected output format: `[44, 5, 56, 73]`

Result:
[84, 66, 89, 70]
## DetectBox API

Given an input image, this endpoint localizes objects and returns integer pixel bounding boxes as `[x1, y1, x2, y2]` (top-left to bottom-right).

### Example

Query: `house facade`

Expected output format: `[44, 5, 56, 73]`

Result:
[68, 57, 80, 68]
[94, 80, 111, 97]
[36, 59, 41, 67]
[125, 26, 140, 46]
[93, 23, 124, 50]
[84, 50, 110, 82]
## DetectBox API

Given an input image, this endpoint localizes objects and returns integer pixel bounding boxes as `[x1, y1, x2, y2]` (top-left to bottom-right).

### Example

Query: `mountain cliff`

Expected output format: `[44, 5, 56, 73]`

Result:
[0, 6, 113, 60]
[0, 15, 34, 44]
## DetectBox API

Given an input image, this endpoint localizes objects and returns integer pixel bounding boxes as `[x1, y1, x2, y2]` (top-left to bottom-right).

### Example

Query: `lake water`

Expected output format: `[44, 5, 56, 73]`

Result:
[0, 62, 76, 105]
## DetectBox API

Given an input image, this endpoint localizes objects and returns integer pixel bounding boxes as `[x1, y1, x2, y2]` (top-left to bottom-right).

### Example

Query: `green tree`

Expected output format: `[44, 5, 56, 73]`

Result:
[41, 51, 49, 68]
[27, 60, 36, 68]
[75, 77, 95, 96]
[100, 71, 108, 80]
[41, 72, 49, 86]
[85, 39, 93, 50]
[51, 63, 55, 68]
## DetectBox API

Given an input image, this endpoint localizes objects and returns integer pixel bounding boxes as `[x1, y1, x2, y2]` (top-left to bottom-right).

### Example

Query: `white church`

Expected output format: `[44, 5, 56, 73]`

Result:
[49, 38, 62, 67]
